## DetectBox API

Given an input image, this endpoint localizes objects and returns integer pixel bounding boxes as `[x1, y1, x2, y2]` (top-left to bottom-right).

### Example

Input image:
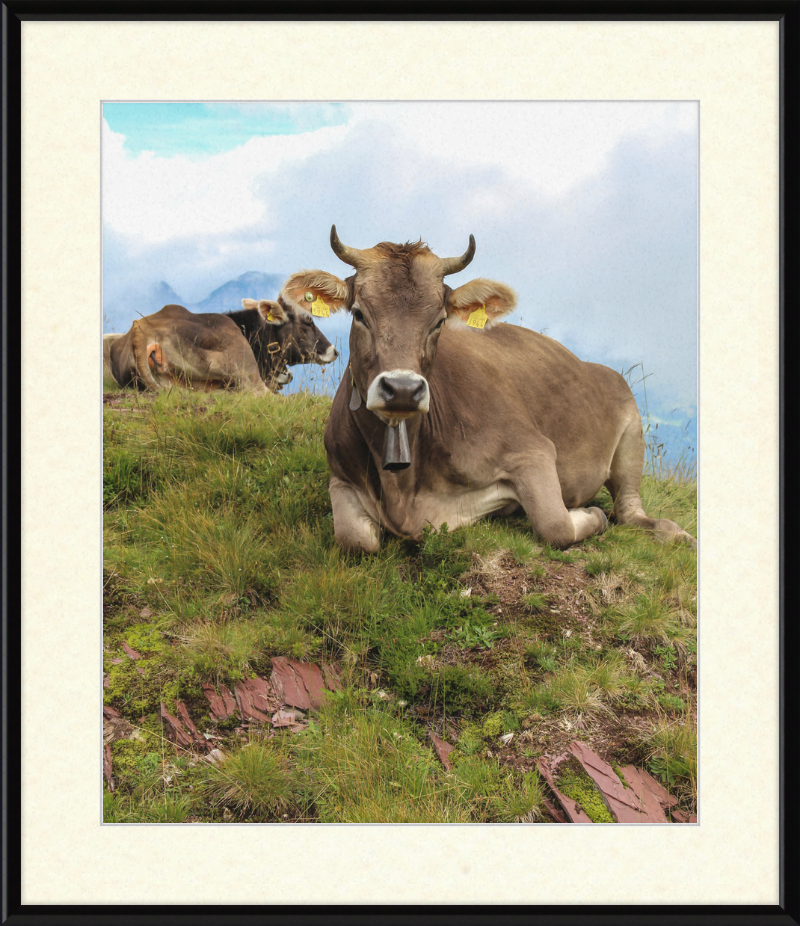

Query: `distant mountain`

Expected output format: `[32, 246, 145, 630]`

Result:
[151, 280, 184, 307]
[191, 272, 285, 312]
[103, 280, 184, 333]
[102, 272, 286, 333]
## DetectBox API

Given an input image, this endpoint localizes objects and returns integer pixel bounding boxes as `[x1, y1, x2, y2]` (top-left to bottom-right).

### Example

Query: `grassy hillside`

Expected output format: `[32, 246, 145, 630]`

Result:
[103, 386, 697, 824]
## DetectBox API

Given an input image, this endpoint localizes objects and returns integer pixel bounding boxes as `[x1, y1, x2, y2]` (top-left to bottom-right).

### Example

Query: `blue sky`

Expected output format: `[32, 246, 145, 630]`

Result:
[103, 102, 351, 157]
[102, 101, 697, 462]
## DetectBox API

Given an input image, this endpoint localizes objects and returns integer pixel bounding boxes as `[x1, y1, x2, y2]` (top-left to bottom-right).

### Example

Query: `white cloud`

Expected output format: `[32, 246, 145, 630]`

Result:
[347, 102, 696, 196]
[102, 118, 351, 244]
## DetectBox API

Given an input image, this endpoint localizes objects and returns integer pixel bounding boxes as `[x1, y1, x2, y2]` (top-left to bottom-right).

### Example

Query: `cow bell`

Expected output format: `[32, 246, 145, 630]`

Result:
[382, 420, 411, 471]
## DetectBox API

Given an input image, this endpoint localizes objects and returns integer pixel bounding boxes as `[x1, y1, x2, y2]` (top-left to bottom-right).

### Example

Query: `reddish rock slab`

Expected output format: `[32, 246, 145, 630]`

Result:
[536, 758, 593, 823]
[431, 732, 454, 771]
[639, 768, 678, 809]
[103, 674, 110, 689]
[202, 683, 237, 721]
[271, 709, 307, 732]
[176, 701, 211, 752]
[568, 741, 652, 823]
[160, 703, 194, 749]
[103, 744, 115, 792]
[542, 798, 567, 823]
[122, 642, 142, 660]
[234, 677, 278, 723]
[270, 658, 324, 710]
[103, 705, 122, 720]
[321, 664, 342, 693]
[176, 701, 199, 736]
[670, 808, 696, 823]
[620, 765, 669, 823]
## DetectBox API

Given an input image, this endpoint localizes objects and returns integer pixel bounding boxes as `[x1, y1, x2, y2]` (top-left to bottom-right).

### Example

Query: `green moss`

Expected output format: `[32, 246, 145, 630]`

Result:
[482, 712, 505, 738]
[125, 623, 170, 654]
[556, 767, 614, 823]
[103, 646, 182, 715]
[524, 609, 563, 639]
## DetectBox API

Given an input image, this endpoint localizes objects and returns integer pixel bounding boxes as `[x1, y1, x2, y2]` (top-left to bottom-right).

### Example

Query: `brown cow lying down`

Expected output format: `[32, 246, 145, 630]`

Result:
[288, 226, 696, 552]
[103, 294, 336, 394]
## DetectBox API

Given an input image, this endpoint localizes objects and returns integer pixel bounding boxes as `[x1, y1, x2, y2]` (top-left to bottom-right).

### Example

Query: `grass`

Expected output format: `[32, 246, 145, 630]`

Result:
[103, 385, 698, 822]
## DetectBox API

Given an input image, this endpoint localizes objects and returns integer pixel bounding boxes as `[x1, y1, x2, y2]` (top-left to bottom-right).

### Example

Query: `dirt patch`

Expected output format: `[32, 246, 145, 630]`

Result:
[461, 552, 595, 636]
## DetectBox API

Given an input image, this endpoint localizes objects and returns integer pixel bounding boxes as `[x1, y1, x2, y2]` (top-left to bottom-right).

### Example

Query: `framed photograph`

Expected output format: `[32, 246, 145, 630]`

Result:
[5, 6, 791, 920]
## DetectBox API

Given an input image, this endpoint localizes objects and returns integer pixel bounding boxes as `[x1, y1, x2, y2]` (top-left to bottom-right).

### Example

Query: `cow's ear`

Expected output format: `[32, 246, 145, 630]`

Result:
[444, 278, 517, 330]
[242, 298, 259, 310]
[258, 300, 286, 326]
[280, 270, 349, 316]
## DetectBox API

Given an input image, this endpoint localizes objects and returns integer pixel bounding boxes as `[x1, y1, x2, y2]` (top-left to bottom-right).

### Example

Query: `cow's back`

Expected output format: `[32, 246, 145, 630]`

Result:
[434, 324, 636, 435]
[137, 304, 265, 392]
[423, 324, 640, 503]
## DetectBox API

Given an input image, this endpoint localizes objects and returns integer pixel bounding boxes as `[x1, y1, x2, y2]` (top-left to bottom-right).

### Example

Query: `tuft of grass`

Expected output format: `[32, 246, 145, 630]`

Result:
[612, 592, 679, 646]
[645, 709, 697, 807]
[522, 592, 549, 613]
[549, 672, 609, 718]
[176, 620, 263, 683]
[293, 696, 473, 823]
[524, 640, 558, 673]
[198, 742, 299, 819]
[104, 791, 192, 823]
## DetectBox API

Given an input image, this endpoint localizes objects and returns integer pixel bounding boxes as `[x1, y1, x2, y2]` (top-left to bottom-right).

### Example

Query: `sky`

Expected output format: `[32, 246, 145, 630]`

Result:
[102, 101, 698, 460]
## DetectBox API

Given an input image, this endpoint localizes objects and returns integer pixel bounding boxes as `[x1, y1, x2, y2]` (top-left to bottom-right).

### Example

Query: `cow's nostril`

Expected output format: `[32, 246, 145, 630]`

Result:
[379, 379, 396, 402]
[413, 381, 426, 402]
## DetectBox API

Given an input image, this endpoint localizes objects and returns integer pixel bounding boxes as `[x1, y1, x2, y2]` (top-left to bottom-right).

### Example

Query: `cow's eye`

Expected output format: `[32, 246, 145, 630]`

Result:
[353, 308, 367, 327]
[434, 317, 446, 331]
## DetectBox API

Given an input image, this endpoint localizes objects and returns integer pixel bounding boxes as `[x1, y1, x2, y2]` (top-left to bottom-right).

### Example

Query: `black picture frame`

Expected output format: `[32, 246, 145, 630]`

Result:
[1, 3, 794, 923]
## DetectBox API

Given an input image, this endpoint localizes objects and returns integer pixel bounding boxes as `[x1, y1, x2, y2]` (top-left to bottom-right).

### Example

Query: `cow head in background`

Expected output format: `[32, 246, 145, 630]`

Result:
[238, 297, 337, 387]
[282, 227, 517, 425]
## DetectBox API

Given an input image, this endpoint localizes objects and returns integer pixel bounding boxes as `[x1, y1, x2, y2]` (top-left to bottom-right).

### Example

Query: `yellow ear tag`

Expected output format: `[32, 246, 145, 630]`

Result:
[266, 312, 275, 322]
[311, 296, 330, 318]
[466, 305, 488, 329]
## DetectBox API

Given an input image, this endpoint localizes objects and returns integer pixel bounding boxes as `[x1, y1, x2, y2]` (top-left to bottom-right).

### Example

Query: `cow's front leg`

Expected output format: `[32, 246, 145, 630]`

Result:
[514, 451, 607, 550]
[328, 476, 382, 553]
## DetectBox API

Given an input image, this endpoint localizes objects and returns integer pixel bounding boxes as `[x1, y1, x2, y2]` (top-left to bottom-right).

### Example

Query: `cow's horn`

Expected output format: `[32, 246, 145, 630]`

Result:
[330, 225, 368, 270]
[439, 235, 476, 277]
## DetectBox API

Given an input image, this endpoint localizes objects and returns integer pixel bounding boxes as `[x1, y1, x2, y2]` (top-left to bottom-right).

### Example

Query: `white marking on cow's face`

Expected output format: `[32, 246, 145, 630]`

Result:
[366, 368, 430, 420]
[319, 344, 337, 364]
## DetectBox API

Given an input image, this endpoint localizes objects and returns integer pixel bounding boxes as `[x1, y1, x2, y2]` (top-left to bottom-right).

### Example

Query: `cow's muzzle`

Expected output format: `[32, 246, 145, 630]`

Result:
[366, 370, 430, 419]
